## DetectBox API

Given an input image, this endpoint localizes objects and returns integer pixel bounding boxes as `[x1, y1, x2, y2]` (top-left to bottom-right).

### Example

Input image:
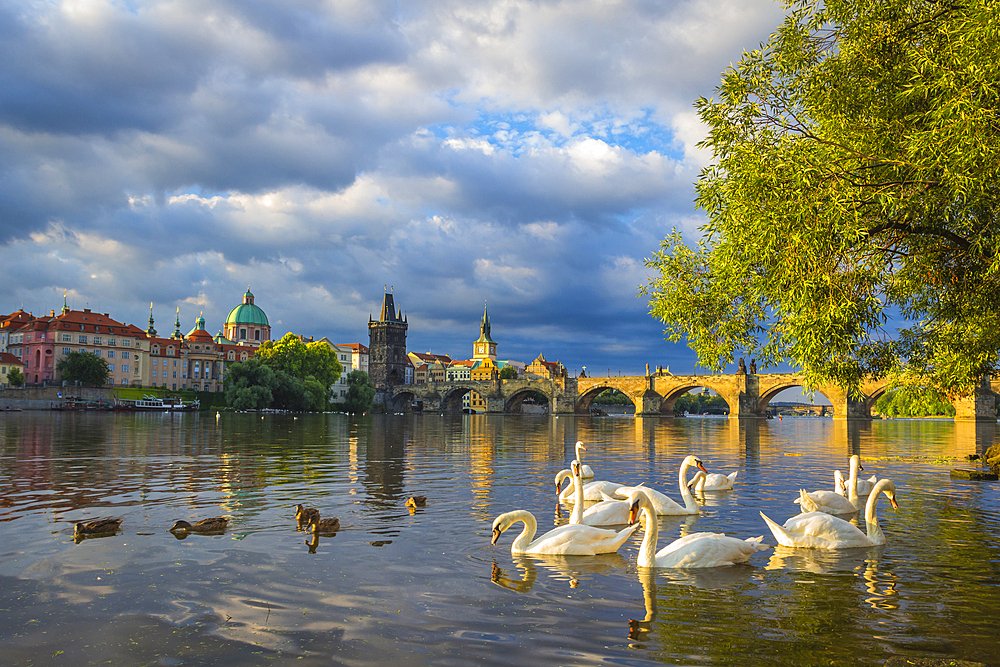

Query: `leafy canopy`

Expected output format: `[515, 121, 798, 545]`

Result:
[640, 0, 1000, 397]
[6, 367, 25, 387]
[256, 333, 343, 389]
[343, 370, 376, 414]
[57, 351, 110, 386]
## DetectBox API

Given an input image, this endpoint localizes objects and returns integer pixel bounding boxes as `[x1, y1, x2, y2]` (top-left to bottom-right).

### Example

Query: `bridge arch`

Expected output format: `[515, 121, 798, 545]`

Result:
[658, 384, 735, 417]
[575, 382, 642, 415]
[504, 387, 550, 413]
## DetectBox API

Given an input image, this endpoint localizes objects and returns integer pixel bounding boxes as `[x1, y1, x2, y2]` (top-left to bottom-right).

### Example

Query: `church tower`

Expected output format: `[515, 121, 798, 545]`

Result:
[368, 290, 408, 391]
[472, 302, 497, 362]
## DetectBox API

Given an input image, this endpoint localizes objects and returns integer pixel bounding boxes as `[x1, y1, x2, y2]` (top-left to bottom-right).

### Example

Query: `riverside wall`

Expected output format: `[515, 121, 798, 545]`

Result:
[0, 386, 117, 410]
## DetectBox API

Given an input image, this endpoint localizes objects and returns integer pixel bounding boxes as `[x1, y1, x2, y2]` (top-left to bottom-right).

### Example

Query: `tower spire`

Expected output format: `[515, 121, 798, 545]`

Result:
[172, 307, 182, 339]
[147, 302, 157, 337]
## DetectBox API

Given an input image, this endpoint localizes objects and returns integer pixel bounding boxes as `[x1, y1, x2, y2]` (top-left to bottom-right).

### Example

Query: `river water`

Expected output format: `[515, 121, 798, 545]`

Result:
[0, 412, 998, 666]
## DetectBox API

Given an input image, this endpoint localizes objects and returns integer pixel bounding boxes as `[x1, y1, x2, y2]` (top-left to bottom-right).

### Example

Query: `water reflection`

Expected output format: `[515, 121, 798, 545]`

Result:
[490, 553, 629, 593]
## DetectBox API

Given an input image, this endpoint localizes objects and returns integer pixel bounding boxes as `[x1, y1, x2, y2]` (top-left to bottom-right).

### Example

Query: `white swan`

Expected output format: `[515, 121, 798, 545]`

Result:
[796, 455, 861, 514]
[693, 468, 739, 492]
[574, 441, 595, 479]
[555, 469, 622, 502]
[833, 455, 876, 496]
[760, 479, 899, 549]
[614, 455, 706, 516]
[490, 509, 639, 555]
[628, 489, 769, 567]
[567, 459, 635, 525]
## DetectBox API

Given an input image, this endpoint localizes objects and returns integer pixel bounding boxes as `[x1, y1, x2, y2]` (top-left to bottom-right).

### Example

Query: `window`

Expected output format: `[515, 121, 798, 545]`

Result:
[78, 335, 88, 343]
[108, 364, 115, 372]
[152, 359, 157, 365]
[167, 347, 174, 355]
[123, 339, 131, 346]
[172, 371, 176, 378]
[122, 364, 130, 373]
[121, 378, 128, 385]
[228, 351, 235, 360]
[93, 350, 102, 357]
[108, 338, 116, 345]
[240, 329, 247, 339]
[93, 337, 102, 345]
[152, 371, 157, 378]
[173, 360, 177, 367]
[107, 350, 115, 358]
[122, 351, 130, 359]
[62, 348, 71, 355]
[255, 329, 261, 340]
[61, 333, 72, 342]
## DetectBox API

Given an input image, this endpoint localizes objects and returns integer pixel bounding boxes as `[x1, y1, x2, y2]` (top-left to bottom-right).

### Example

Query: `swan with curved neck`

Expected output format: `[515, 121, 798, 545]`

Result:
[569, 460, 645, 525]
[614, 455, 707, 516]
[797, 455, 861, 513]
[555, 469, 622, 502]
[692, 468, 739, 492]
[761, 478, 899, 549]
[628, 489, 768, 567]
[834, 455, 877, 496]
[574, 441, 595, 479]
[491, 507, 639, 555]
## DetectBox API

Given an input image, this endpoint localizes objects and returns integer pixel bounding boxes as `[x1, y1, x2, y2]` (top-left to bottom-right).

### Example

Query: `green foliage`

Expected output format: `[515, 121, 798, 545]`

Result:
[874, 387, 956, 417]
[673, 391, 730, 415]
[56, 351, 110, 386]
[225, 359, 276, 410]
[343, 370, 376, 414]
[592, 389, 630, 405]
[5, 367, 24, 387]
[640, 0, 1000, 397]
[256, 333, 343, 390]
[499, 365, 517, 380]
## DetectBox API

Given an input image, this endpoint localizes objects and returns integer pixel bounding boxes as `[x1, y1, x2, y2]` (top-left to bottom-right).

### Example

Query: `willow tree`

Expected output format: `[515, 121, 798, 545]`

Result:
[641, 0, 1000, 397]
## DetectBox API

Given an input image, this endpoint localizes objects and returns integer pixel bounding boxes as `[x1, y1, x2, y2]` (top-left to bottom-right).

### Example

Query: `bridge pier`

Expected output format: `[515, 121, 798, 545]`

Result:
[951, 381, 996, 422]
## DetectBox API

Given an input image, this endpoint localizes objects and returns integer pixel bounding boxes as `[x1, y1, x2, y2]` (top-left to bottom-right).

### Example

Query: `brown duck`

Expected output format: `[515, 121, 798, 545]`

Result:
[295, 504, 320, 526]
[74, 519, 123, 538]
[170, 517, 229, 533]
[308, 517, 341, 534]
[405, 496, 427, 508]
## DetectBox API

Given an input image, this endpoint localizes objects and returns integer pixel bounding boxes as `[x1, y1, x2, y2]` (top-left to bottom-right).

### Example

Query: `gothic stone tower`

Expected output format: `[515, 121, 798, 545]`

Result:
[472, 302, 497, 361]
[368, 292, 408, 391]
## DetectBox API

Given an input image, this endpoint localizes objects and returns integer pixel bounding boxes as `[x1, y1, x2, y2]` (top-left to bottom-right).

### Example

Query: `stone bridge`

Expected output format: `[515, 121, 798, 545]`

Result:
[387, 372, 998, 421]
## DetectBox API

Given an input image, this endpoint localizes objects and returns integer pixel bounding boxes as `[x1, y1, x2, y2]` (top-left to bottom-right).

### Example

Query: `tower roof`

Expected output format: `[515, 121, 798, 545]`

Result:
[225, 287, 269, 326]
[475, 302, 496, 344]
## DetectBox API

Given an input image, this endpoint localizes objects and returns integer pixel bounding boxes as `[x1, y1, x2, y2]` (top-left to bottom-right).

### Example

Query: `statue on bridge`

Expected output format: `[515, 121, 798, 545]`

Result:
[738, 358, 747, 375]
[749, 358, 757, 374]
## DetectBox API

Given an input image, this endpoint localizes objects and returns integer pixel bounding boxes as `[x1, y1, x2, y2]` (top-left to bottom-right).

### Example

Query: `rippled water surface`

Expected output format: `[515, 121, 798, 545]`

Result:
[1, 412, 999, 666]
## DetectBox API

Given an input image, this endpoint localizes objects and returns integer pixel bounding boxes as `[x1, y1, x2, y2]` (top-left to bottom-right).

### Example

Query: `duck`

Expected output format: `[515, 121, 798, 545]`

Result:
[760, 479, 899, 549]
[491, 509, 638, 555]
[405, 496, 427, 508]
[295, 504, 320, 526]
[73, 518, 123, 538]
[795, 455, 861, 514]
[692, 468, 739, 492]
[170, 517, 228, 533]
[614, 455, 707, 516]
[308, 517, 341, 534]
[629, 489, 768, 567]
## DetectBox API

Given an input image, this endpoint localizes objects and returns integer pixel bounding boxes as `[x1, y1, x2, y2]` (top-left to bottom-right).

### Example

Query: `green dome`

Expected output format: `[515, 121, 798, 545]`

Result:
[225, 289, 269, 326]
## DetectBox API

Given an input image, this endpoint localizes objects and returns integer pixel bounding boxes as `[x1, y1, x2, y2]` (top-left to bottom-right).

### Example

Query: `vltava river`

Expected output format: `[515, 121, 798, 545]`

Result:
[0, 412, 998, 666]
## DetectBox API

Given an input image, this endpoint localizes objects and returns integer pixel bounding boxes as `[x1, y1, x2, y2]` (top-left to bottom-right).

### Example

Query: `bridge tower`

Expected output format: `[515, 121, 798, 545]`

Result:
[368, 291, 408, 394]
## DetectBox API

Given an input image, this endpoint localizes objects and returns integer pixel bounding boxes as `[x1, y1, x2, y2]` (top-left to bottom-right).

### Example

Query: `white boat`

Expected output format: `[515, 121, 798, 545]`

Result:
[113, 395, 199, 412]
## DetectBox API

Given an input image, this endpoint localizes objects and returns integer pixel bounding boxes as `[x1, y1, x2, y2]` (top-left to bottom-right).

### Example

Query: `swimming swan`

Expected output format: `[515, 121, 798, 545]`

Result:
[692, 469, 739, 492]
[555, 469, 623, 502]
[614, 455, 707, 516]
[833, 455, 877, 496]
[490, 509, 638, 555]
[574, 441, 595, 479]
[628, 489, 768, 567]
[760, 479, 899, 549]
[796, 455, 862, 514]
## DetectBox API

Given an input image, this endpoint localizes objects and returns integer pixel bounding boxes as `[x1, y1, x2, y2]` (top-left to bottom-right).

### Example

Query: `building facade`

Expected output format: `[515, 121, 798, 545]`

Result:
[224, 288, 271, 346]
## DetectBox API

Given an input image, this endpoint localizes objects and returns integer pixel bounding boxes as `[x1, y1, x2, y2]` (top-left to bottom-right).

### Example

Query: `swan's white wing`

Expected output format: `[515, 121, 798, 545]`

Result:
[525, 523, 637, 555]
[654, 532, 766, 568]
[766, 510, 872, 549]
[799, 490, 858, 514]
[581, 498, 631, 525]
[560, 480, 622, 502]
[700, 472, 737, 490]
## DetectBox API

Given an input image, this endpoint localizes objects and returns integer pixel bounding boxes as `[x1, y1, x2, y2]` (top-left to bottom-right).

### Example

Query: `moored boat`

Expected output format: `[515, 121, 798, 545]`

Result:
[113, 395, 199, 412]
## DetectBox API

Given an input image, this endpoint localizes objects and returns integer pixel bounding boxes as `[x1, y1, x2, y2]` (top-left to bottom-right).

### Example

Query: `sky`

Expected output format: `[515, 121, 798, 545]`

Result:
[0, 0, 799, 386]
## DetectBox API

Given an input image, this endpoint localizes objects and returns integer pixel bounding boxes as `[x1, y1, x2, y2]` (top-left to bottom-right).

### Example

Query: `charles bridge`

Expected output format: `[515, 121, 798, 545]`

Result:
[388, 371, 1000, 421]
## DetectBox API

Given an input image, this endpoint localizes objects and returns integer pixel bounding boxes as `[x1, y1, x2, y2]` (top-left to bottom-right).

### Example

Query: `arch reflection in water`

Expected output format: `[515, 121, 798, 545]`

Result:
[489, 553, 628, 593]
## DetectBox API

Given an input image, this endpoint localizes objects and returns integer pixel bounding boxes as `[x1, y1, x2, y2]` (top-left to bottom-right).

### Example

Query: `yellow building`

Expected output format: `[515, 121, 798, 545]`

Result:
[0, 352, 24, 389]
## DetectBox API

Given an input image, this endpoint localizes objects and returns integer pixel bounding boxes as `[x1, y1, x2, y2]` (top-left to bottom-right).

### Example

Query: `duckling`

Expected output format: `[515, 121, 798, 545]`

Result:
[405, 496, 427, 508]
[74, 518, 123, 538]
[295, 504, 320, 526]
[308, 517, 341, 534]
[170, 517, 228, 533]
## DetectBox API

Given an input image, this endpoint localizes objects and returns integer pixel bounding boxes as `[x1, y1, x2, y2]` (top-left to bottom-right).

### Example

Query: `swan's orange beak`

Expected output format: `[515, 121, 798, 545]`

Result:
[491, 527, 502, 545]
[696, 459, 707, 473]
[890, 496, 898, 509]
[628, 500, 641, 525]
[859, 463, 864, 472]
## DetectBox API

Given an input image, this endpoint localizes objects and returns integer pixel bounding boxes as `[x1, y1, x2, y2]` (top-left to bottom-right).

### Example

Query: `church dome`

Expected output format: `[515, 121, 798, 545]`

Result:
[225, 289, 269, 327]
